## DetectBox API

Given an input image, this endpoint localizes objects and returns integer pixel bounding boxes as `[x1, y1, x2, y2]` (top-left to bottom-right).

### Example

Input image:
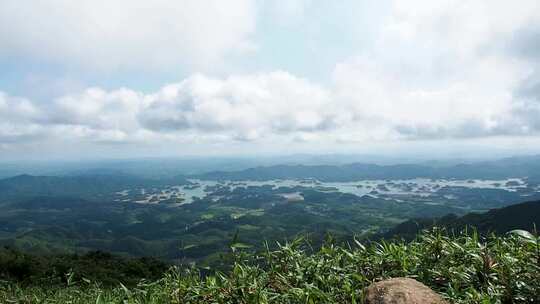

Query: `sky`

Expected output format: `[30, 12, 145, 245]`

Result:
[1, 0, 540, 160]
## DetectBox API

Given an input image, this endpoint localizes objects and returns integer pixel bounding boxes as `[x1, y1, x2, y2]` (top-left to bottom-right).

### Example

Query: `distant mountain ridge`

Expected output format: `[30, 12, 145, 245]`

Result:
[383, 200, 540, 240]
[194, 163, 434, 181]
[3, 154, 540, 184]
[193, 155, 540, 181]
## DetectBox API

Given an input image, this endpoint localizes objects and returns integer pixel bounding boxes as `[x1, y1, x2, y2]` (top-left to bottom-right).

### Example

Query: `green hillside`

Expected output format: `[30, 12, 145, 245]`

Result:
[1, 228, 539, 303]
[384, 200, 540, 240]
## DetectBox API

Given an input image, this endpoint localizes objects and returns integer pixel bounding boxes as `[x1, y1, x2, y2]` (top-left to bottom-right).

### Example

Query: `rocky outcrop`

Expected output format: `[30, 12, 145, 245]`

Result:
[364, 277, 447, 304]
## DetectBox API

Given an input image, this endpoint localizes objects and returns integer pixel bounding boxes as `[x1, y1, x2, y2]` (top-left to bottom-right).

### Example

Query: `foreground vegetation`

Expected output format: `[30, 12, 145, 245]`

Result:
[1, 228, 539, 303]
[0, 249, 168, 287]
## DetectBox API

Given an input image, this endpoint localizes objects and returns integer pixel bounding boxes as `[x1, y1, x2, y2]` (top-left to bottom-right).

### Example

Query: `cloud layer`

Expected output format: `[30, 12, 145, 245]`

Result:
[0, 72, 337, 146]
[1, 0, 540, 157]
[0, 0, 256, 70]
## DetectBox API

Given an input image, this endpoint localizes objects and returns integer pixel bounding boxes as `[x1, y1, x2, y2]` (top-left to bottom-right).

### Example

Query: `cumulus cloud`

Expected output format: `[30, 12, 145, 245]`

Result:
[0, 0, 256, 70]
[0, 92, 41, 122]
[2, 0, 540, 156]
[51, 88, 144, 131]
[0, 92, 45, 143]
[140, 72, 336, 139]
[0, 72, 340, 146]
[330, 0, 540, 140]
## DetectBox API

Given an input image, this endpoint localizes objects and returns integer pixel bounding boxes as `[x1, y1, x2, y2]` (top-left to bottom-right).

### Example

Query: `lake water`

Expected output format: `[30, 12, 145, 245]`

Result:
[114, 177, 535, 205]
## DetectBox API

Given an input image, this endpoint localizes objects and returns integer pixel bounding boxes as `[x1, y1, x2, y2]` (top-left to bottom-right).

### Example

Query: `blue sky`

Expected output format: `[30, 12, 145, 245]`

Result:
[1, 0, 540, 160]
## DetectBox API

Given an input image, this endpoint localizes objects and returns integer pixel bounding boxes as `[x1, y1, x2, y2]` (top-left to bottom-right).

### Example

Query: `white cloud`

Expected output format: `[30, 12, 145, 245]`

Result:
[330, 0, 540, 140]
[51, 87, 144, 131]
[0, 92, 40, 122]
[0, 92, 45, 143]
[0, 0, 257, 70]
[2, 1, 540, 157]
[140, 72, 336, 139]
[0, 72, 339, 146]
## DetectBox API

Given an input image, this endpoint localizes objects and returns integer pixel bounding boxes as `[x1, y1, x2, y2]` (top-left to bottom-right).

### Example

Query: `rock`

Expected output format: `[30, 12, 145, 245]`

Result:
[364, 277, 447, 304]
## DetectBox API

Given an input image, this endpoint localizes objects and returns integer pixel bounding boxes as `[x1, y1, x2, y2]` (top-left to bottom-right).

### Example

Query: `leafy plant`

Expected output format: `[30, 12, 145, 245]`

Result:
[1, 228, 539, 303]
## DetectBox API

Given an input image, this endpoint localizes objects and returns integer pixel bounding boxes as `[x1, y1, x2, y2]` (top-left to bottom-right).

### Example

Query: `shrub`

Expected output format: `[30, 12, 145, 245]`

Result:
[1, 228, 539, 303]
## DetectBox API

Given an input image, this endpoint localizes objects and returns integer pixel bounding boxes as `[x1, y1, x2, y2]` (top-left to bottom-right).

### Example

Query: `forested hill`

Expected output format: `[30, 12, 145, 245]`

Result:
[193, 155, 540, 181]
[384, 200, 540, 240]
[0, 174, 189, 201]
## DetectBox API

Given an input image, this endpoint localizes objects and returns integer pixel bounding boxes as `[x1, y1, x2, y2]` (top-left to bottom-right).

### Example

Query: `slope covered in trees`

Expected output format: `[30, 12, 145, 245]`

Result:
[384, 200, 540, 240]
[1, 229, 539, 303]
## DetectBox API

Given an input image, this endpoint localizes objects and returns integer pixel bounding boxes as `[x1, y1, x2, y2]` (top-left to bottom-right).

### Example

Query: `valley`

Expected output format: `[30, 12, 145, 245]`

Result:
[2, 157, 540, 266]
[1, 158, 540, 302]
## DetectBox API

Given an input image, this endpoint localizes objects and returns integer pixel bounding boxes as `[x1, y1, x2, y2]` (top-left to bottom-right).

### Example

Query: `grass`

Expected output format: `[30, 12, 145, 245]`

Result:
[1, 228, 539, 303]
